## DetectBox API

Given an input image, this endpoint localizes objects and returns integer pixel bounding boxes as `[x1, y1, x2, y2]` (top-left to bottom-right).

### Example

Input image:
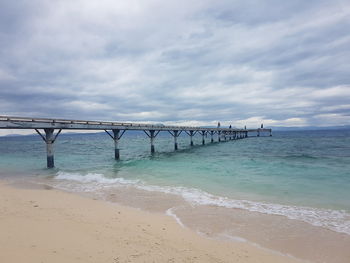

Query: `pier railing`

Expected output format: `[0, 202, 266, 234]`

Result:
[0, 116, 272, 168]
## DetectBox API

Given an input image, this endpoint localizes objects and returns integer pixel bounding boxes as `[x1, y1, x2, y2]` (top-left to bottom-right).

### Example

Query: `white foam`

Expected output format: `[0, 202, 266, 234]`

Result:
[218, 233, 247, 243]
[166, 207, 185, 228]
[55, 171, 140, 185]
[53, 171, 350, 235]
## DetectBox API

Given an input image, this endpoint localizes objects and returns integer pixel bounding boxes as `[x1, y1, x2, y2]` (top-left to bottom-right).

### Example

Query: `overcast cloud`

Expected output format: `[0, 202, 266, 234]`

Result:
[0, 0, 350, 134]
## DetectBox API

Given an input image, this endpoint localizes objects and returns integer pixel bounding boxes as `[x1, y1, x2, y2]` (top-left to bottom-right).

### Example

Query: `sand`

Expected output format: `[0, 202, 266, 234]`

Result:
[0, 181, 303, 263]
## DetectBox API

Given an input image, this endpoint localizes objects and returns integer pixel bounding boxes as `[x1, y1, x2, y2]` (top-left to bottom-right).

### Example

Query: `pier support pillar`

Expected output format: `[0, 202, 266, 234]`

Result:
[210, 131, 214, 143]
[105, 129, 126, 160]
[218, 131, 221, 142]
[185, 131, 195, 146]
[113, 129, 120, 160]
[144, 130, 160, 154]
[169, 130, 181, 150]
[45, 129, 55, 168]
[35, 128, 62, 168]
[174, 131, 178, 150]
[201, 131, 205, 145]
[270, 130, 272, 136]
[257, 130, 260, 137]
[150, 130, 155, 153]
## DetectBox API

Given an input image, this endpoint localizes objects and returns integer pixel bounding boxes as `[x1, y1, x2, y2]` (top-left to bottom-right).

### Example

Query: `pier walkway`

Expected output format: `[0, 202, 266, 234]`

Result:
[0, 116, 272, 168]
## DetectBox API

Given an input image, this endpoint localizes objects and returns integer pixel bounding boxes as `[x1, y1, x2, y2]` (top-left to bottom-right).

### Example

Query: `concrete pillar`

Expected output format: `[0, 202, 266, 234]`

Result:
[257, 130, 260, 137]
[190, 131, 194, 146]
[270, 130, 272, 136]
[174, 130, 178, 150]
[44, 128, 55, 168]
[211, 131, 214, 143]
[150, 130, 155, 153]
[112, 129, 120, 160]
[218, 131, 221, 142]
[202, 132, 205, 145]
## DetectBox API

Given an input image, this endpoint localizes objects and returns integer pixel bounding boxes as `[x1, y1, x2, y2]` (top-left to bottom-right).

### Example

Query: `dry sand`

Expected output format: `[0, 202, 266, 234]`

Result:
[0, 181, 303, 263]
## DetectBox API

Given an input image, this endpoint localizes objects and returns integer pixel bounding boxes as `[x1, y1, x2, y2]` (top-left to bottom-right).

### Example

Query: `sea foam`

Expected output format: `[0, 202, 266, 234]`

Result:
[54, 171, 350, 235]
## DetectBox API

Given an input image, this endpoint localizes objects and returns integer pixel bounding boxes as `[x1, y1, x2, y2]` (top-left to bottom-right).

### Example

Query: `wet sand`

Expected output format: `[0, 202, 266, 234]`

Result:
[102, 184, 350, 263]
[0, 180, 302, 263]
[17, 175, 350, 263]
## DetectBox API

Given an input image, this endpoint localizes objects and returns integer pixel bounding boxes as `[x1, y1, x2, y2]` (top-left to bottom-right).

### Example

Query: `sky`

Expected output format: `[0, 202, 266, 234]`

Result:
[0, 0, 350, 136]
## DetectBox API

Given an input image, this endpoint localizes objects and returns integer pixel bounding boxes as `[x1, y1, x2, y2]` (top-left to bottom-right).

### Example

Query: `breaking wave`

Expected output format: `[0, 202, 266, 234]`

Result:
[54, 171, 350, 235]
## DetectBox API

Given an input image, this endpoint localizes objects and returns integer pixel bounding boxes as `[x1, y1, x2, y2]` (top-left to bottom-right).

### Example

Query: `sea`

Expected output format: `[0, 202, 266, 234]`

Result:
[1, 129, 350, 262]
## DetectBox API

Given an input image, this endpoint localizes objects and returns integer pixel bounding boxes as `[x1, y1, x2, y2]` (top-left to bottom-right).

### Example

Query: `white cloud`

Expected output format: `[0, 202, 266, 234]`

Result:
[64, 101, 113, 111]
[312, 113, 350, 126]
[311, 85, 350, 98]
[235, 116, 308, 128]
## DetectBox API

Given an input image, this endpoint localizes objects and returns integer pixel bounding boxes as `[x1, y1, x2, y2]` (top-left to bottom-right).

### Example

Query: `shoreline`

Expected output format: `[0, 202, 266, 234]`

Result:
[0, 180, 303, 263]
[45, 172, 350, 263]
[2, 174, 350, 263]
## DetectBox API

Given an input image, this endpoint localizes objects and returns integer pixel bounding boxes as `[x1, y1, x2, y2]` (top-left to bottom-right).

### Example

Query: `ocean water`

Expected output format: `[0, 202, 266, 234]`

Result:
[0, 129, 350, 238]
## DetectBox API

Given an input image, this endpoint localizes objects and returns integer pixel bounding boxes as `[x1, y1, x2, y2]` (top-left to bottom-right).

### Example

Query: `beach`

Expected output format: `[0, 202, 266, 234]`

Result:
[0, 180, 303, 263]
[1, 130, 350, 262]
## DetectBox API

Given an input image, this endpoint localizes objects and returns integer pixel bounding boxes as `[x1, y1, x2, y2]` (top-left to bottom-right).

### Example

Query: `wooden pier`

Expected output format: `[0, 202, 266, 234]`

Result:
[0, 116, 272, 168]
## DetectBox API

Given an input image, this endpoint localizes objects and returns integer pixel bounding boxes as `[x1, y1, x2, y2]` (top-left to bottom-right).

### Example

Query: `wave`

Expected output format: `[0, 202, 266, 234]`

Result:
[54, 171, 350, 235]
[283, 154, 319, 160]
[166, 207, 185, 228]
[55, 171, 141, 185]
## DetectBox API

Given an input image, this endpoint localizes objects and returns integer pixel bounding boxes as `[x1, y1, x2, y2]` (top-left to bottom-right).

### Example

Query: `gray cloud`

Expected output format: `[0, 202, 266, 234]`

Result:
[0, 0, 350, 135]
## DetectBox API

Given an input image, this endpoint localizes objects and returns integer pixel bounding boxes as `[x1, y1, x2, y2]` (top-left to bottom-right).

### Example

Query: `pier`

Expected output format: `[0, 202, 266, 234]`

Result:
[0, 116, 272, 168]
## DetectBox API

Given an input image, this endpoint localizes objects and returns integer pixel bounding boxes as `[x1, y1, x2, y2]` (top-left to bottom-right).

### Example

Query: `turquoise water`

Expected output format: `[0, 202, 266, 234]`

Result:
[1, 129, 350, 234]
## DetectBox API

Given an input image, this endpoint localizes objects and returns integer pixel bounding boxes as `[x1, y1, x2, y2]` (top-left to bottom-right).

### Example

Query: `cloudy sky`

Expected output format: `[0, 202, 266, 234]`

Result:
[1, 0, 350, 133]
